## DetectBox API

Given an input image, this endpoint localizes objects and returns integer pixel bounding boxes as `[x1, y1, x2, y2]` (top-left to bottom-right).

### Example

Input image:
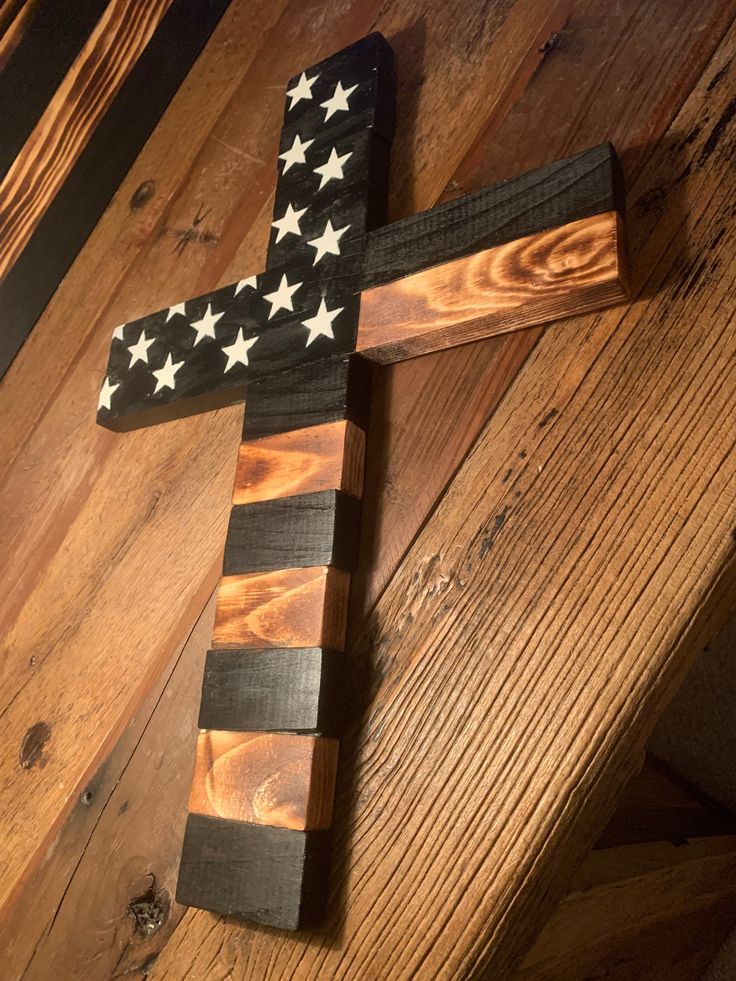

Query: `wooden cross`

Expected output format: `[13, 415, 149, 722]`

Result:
[97, 33, 627, 931]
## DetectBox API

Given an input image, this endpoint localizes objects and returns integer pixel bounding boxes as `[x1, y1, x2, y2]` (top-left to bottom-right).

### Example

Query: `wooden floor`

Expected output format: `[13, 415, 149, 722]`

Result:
[1, 0, 735, 977]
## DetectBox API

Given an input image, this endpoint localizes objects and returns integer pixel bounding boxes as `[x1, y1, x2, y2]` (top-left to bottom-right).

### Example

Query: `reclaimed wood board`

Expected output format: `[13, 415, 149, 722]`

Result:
[0, 0, 232, 378]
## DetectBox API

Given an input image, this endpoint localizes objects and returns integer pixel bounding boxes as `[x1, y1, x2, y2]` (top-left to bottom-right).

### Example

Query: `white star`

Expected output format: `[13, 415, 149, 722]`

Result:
[263, 274, 302, 318]
[222, 328, 257, 372]
[234, 276, 257, 296]
[127, 330, 155, 367]
[272, 202, 307, 243]
[302, 299, 343, 346]
[112, 324, 125, 342]
[286, 72, 317, 109]
[153, 353, 184, 393]
[189, 303, 223, 346]
[166, 302, 187, 322]
[278, 133, 314, 172]
[307, 219, 350, 264]
[314, 147, 352, 189]
[321, 81, 357, 121]
[98, 376, 119, 411]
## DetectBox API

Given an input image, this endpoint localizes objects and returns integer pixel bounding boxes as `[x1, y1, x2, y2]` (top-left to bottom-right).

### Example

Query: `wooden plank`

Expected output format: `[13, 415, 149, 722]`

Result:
[176, 813, 331, 930]
[519, 836, 736, 980]
[223, 490, 362, 574]
[212, 567, 350, 650]
[233, 420, 365, 504]
[149, 24, 736, 976]
[198, 647, 345, 734]
[0, 0, 108, 176]
[189, 731, 338, 829]
[243, 354, 372, 440]
[0, 0, 232, 377]
[3, 0, 734, 973]
[356, 210, 628, 362]
[360, 142, 624, 290]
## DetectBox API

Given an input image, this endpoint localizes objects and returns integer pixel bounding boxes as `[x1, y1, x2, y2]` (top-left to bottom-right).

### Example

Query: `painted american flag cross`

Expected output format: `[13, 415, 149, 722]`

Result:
[97, 34, 628, 929]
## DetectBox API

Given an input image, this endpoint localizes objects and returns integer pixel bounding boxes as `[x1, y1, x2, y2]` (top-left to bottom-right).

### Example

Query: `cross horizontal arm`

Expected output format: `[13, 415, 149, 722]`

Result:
[97, 143, 626, 431]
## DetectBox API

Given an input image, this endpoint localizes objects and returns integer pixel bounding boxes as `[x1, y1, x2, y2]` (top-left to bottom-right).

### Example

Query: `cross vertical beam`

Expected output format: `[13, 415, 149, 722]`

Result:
[174, 36, 394, 929]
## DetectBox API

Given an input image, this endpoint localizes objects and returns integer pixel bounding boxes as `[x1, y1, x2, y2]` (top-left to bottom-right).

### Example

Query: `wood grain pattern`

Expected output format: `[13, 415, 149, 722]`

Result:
[0, 0, 109, 168]
[198, 647, 345, 734]
[212, 567, 350, 650]
[189, 731, 338, 830]
[0, 0, 232, 378]
[360, 142, 624, 291]
[233, 421, 365, 505]
[0, 0, 173, 280]
[356, 210, 628, 362]
[176, 813, 331, 930]
[148, 25, 736, 976]
[223, 490, 362, 574]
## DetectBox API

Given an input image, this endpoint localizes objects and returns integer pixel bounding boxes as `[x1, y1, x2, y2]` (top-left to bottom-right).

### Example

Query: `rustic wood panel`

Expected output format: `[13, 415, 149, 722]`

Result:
[0, 0, 231, 377]
[2, 0, 735, 975]
[148, 23, 736, 977]
[233, 421, 365, 505]
[198, 647, 345, 734]
[356, 211, 627, 362]
[189, 731, 339, 830]
[0, 0, 109, 172]
[212, 567, 350, 650]
[176, 814, 331, 930]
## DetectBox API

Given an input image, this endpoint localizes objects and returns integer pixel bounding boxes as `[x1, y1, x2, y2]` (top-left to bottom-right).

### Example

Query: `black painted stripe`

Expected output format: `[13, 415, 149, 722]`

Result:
[223, 490, 362, 575]
[198, 647, 345, 734]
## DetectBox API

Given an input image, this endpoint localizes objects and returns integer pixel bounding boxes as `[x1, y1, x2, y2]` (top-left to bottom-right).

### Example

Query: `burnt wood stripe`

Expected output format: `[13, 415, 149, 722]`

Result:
[360, 142, 625, 290]
[176, 812, 331, 929]
[356, 211, 628, 363]
[198, 647, 345, 734]
[0, 0, 109, 179]
[0, 0, 231, 379]
[242, 355, 372, 441]
[232, 420, 366, 505]
[212, 566, 350, 651]
[223, 490, 362, 575]
[189, 731, 339, 830]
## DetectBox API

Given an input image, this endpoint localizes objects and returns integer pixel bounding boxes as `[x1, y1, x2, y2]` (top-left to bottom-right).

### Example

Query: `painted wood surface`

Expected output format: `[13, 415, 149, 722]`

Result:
[189, 731, 339, 830]
[356, 210, 627, 362]
[198, 647, 345, 733]
[223, 490, 362, 574]
[212, 567, 350, 650]
[243, 355, 372, 440]
[233, 421, 365, 504]
[0, 0, 231, 377]
[2, 0, 735, 975]
[176, 813, 331, 930]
